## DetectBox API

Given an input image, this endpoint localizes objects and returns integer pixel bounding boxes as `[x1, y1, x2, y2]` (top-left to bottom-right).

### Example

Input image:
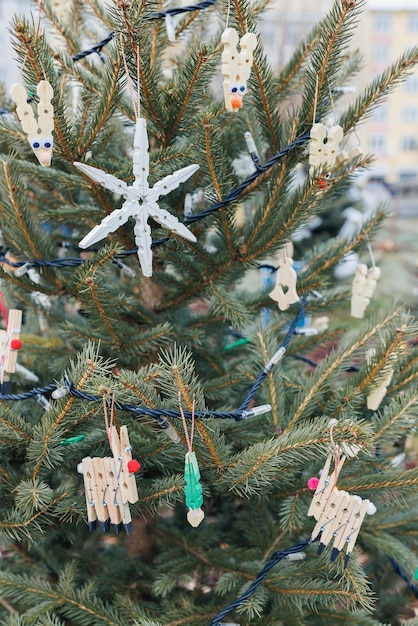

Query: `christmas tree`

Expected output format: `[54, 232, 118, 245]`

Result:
[0, 0, 417, 624]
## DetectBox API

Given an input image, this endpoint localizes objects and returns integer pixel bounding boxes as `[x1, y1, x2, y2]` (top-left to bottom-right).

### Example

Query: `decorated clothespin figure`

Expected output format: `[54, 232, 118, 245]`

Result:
[335, 143, 364, 168]
[307, 420, 376, 567]
[80, 397, 140, 534]
[309, 123, 344, 181]
[75, 118, 199, 277]
[10, 80, 54, 167]
[269, 256, 300, 311]
[221, 28, 257, 112]
[0, 293, 23, 393]
[366, 348, 396, 411]
[179, 393, 204, 527]
[351, 263, 381, 318]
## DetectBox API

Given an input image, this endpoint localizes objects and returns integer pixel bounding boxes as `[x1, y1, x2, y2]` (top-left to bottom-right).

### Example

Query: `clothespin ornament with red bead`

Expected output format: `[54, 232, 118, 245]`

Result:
[80, 398, 140, 534]
[221, 28, 257, 112]
[269, 256, 300, 311]
[351, 263, 381, 318]
[10, 80, 54, 167]
[0, 294, 23, 390]
[307, 420, 376, 567]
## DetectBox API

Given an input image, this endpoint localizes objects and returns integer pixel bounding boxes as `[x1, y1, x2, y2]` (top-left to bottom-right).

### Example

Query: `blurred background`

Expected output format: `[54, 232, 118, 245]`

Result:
[1, 0, 417, 311]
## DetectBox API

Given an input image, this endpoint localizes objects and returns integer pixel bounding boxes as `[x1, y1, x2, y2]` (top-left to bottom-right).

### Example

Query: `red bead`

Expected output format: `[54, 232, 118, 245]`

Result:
[10, 339, 22, 350]
[127, 459, 141, 473]
[307, 477, 319, 490]
[317, 177, 327, 189]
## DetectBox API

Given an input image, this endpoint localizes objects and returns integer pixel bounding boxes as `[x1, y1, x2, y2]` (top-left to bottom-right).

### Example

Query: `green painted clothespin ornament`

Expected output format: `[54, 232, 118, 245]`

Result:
[179, 392, 204, 527]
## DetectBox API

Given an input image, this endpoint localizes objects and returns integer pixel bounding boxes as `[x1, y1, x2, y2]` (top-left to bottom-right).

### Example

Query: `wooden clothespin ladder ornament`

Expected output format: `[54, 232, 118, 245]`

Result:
[221, 28, 257, 112]
[10, 80, 54, 167]
[179, 393, 204, 527]
[269, 253, 300, 311]
[365, 348, 397, 411]
[307, 420, 376, 567]
[351, 264, 381, 318]
[0, 293, 23, 393]
[80, 397, 140, 534]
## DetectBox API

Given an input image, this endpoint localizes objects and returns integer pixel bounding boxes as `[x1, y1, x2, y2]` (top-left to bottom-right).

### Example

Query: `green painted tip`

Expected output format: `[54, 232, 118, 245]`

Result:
[60, 434, 86, 445]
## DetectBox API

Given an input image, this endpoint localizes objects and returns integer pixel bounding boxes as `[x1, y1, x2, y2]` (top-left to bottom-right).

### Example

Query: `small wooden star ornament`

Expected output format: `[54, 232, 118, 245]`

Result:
[75, 118, 199, 277]
[10, 80, 54, 167]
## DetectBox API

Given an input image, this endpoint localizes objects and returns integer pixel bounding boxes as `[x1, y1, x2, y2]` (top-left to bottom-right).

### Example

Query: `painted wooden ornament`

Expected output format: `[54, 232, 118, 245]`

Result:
[351, 264, 381, 318]
[269, 257, 300, 311]
[221, 28, 257, 112]
[10, 81, 54, 167]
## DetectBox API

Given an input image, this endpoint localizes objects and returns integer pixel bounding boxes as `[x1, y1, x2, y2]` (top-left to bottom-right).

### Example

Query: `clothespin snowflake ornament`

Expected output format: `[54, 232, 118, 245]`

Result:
[221, 28, 257, 112]
[307, 421, 375, 567]
[75, 118, 199, 277]
[81, 425, 140, 534]
[269, 257, 300, 311]
[351, 264, 381, 318]
[10, 81, 54, 167]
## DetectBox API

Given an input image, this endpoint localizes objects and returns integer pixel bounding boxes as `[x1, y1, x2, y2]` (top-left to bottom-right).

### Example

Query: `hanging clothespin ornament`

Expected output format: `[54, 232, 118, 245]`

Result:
[80, 397, 140, 534]
[0, 293, 23, 393]
[179, 393, 204, 527]
[351, 263, 381, 318]
[75, 118, 199, 277]
[269, 256, 300, 311]
[307, 420, 375, 567]
[221, 28, 257, 112]
[366, 348, 396, 411]
[10, 80, 54, 167]
[335, 143, 363, 168]
[309, 123, 344, 183]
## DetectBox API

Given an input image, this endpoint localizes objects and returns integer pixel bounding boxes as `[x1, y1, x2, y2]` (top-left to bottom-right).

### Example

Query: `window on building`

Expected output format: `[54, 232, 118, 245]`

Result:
[402, 106, 418, 123]
[372, 103, 388, 122]
[399, 170, 417, 182]
[369, 134, 387, 152]
[374, 13, 392, 31]
[407, 13, 418, 32]
[373, 44, 390, 64]
[401, 136, 418, 150]
[404, 75, 418, 92]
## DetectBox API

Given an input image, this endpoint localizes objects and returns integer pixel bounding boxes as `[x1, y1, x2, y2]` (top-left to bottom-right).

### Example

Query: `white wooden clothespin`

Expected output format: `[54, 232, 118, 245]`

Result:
[0, 309, 23, 389]
[75, 118, 199, 277]
[351, 263, 381, 318]
[269, 256, 300, 311]
[80, 425, 139, 534]
[221, 28, 257, 112]
[366, 348, 396, 411]
[10, 80, 54, 167]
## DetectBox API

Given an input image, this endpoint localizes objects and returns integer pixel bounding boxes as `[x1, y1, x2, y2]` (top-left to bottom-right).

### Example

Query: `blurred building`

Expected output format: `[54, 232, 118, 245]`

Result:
[0, 0, 31, 90]
[356, 0, 418, 184]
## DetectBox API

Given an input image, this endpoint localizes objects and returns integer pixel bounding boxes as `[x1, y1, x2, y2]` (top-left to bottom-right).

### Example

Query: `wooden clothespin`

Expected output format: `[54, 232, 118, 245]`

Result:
[269, 257, 300, 311]
[335, 144, 363, 168]
[307, 422, 376, 566]
[221, 28, 257, 112]
[351, 263, 381, 318]
[80, 425, 140, 534]
[366, 348, 396, 411]
[0, 307, 23, 392]
[10, 80, 54, 167]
